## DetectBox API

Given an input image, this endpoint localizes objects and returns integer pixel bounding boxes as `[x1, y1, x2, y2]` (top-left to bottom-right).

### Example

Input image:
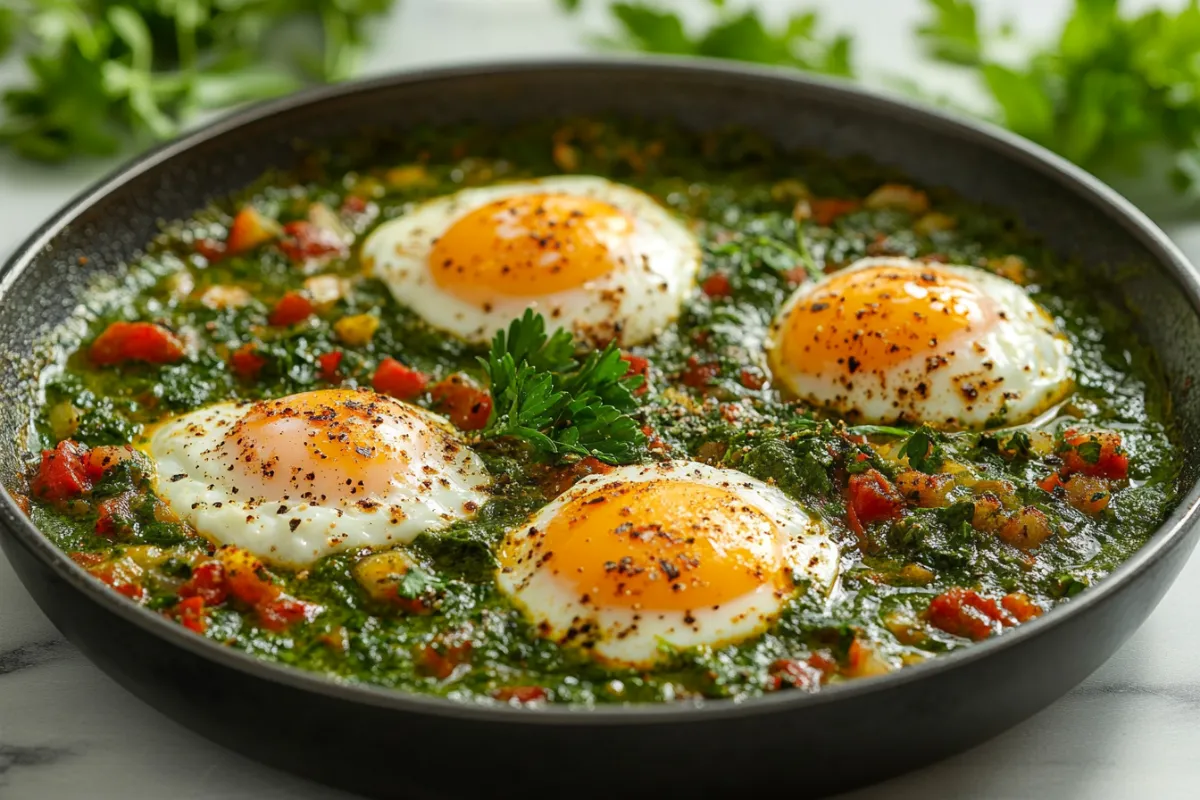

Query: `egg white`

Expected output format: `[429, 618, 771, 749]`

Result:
[767, 257, 1073, 429]
[496, 460, 839, 667]
[362, 176, 701, 346]
[145, 397, 490, 567]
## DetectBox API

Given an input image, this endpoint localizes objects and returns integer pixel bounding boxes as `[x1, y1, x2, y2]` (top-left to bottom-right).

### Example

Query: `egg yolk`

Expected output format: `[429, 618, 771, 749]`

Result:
[502, 479, 791, 611]
[214, 389, 448, 504]
[429, 193, 633, 299]
[775, 264, 994, 377]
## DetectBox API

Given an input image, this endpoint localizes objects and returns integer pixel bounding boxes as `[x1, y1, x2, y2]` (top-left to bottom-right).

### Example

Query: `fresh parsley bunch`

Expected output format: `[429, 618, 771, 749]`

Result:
[0, 0, 395, 162]
[560, 0, 853, 77]
[917, 0, 1200, 193]
[479, 310, 648, 465]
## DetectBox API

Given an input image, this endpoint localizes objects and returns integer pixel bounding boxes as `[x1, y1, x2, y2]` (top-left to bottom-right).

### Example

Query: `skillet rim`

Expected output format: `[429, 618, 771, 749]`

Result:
[2, 55, 1199, 726]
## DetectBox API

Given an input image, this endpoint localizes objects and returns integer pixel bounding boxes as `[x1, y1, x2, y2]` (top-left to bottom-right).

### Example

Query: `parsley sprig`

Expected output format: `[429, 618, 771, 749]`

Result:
[479, 311, 648, 465]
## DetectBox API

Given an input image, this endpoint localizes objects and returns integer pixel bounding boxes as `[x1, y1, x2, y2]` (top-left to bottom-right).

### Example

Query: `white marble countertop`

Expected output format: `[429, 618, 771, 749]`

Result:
[4, 1, 1200, 797]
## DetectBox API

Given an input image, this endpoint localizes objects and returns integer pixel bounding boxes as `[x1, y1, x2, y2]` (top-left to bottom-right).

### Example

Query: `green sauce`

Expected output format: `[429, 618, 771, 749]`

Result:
[17, 118, 1180, 705]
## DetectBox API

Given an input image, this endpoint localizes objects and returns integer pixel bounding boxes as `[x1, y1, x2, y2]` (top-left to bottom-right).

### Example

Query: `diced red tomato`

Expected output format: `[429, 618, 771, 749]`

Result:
[925, 587, 1011, 641]
[1059, 430, 1128, 480]
[92, 560, 145, 602]
[175, 596, 207, 634]
[257, 596, 315, 632]
[373, 357, 429, 400]
[194, 238, 226, 261]
[89, 322, 184, 366]
[847, 469, 903, 525]
[739, 367, 765, 390]
[340, 195, 369, 215]
[681, 355, 719, 389]
[492, 686, 548, 704]
[811, 198, 861, 226]
[30, 441, 93, 501]
[70, 551, 106, 568]
[84, 445, 136, 481]
[1001, 592, 1043, 623]
[225, 207, 279, 256]
[95, 493, 133, 538]
[317, 351, 343, 383]
[621, 352, 650, 395]
[279, 221, 347, 263]
[216, 546, 278, 606]
[701, 273, 732, 298]
[416, 639, 473, 680]
[430, 373, 492, 430]
[229, 343, 268, 379]
[768, 658, 821, 691]
[180, 561, 228, 606]
[268, 291, 315, 327]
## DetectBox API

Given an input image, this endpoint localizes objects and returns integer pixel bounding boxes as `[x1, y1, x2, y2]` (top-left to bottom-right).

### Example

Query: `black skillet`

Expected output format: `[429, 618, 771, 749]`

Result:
[2, 60, 1200, 799]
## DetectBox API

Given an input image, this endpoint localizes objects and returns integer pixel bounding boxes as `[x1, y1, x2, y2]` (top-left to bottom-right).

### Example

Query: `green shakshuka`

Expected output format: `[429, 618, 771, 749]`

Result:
[15, 120, 1179, 704]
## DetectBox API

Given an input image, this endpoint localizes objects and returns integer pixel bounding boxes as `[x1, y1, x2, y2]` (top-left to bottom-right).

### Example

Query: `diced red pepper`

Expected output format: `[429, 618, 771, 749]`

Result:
[847, 469, 903, 525]
[1059, 430, 1128, 480]
[92, 561, 145, 602]
[268, 291, 315, 327]
[416, 640, 473, 680]
[317, 351, 343, 383]
[373, 357, 429, 400]
[1001, 592, 1043, 623]
[492, 686, 548, 704]
[89, 322, 184, 366]
[95, 493, 133, 539]
[70, 551, 107, 568]
[257, 596, 315, 632]
[226, 207, 279, 256]
[279, 220, 347, 263]
[811, 198, 861, 226]
[175, 596, 207, 634]
[926, 587, 1011, 641]
[681, 355, 719, 389]
[621, 352, 650, 395]
[701, 273, 732, 298]
[430, 373, 492, 430]
[229, 343, 268, 379]
[180, 561, 228, 606]
[30, 441, 92, 501]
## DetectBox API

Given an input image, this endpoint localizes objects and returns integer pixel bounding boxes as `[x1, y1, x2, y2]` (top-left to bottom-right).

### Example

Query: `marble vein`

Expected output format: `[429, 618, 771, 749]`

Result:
[0, 639, 70, 677]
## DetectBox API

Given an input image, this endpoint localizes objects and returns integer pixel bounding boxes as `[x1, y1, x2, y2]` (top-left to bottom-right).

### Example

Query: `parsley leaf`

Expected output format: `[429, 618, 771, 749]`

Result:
[479, 312, 647, 464]
[1002, 429, 1033, 459]
[395, 566, 445, 600]
[1074, 439, 1103, 465]
[898, 424, 945, 474]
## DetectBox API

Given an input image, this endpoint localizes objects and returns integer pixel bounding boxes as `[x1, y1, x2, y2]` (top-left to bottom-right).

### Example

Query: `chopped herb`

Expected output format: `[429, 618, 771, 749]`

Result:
[898, 424, 945, 474]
